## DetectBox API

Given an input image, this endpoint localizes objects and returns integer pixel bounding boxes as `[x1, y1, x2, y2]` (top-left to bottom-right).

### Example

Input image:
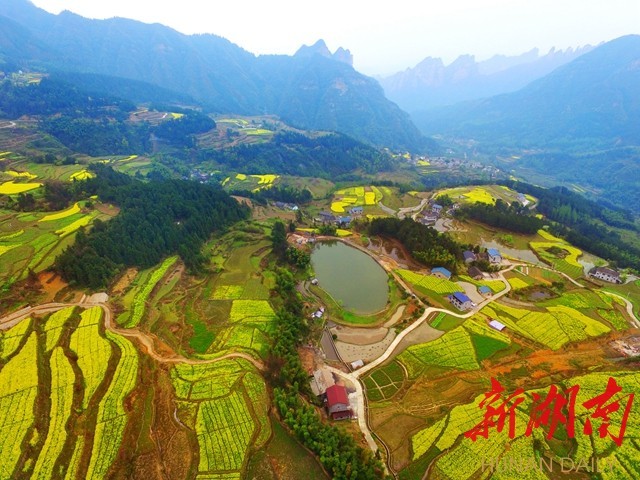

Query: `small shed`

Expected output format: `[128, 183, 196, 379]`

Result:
[351, 359, 364, 370]
[489, 319, 506, 331]
[468, 266, 484, 280]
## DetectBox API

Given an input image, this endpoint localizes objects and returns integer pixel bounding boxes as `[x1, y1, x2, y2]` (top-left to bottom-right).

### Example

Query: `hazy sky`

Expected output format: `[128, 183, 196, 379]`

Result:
[31, 0, 640, 75]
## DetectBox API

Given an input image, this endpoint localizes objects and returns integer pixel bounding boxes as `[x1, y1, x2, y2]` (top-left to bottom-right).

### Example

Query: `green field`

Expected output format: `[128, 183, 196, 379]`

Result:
[530, 229, 584, 278]
[363, 361, 406, 402]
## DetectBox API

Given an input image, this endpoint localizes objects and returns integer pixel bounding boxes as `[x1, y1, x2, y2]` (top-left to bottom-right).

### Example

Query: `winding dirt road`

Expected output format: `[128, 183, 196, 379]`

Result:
[0, 301, 264, 371]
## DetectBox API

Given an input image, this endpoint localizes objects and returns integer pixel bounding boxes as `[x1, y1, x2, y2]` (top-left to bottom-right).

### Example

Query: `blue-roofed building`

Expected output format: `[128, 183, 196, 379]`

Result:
[463, 251, 477, 263]
[431, 267, 452, 280]
[448, 292, 473, 311]
[478, 285, 492, 296]
[487, 248, 502, 264]
[350, 206, 364, 216]
[336, 216, 352, 226]
[432, 204, 443, 214]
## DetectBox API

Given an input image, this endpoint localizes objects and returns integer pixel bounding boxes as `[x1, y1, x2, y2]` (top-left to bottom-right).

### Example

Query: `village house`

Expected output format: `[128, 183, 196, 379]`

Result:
[350, 206, 364, 216]
[431, 267, 452, 280]
[478, 285, 492, 296]
[589, 266, 622, 284]
[422, 213, 438, 225]
[336, 215, 352, 227]
[318, 211, 336, 224]
[463, 251, 477, 263]
[487, 248, 502, 264]
[468, 266, 484, 280]
[325, 385, 353, 420]
[432, 204, 443, 215]
[448, 292, 473, 311]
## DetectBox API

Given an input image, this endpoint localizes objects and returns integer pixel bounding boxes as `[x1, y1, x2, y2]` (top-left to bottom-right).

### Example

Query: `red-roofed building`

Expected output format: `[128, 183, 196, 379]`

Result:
[325, 384, 352, 420]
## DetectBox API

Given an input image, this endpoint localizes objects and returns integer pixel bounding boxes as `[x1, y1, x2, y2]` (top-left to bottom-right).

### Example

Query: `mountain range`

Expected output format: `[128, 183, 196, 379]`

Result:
[0, 0, 426, 151]
[380, 45, 593, 112]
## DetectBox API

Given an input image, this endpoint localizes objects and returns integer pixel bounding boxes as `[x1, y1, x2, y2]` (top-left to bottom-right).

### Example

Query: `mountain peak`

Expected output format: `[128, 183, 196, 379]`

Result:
[295, 39, 353, 65]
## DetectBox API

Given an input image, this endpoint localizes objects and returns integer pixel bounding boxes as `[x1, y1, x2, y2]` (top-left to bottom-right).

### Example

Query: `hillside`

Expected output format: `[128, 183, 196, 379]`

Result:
[0, 0, 426, 151]
[380, 46, 592, 111]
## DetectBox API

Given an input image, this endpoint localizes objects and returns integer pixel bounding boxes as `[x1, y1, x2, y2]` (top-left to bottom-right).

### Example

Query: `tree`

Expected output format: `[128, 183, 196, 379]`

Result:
[271, 221, 288, 257]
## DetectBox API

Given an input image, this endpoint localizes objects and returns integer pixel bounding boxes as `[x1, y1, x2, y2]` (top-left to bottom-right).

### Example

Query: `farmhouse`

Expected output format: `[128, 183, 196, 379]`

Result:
[432, 204, 443, 215]
[350, 206, 364, 216]
[468, 266, 484, 280]
[463, 251, 477, 263]
[422, 213, 438, 225]
[318, 211, 336, 224]
[432, 267, 452, 280]
[487, 248, 502, 264]
[478, 285, 492, 296]
[489, 319, 506, 331]
[589, 267, 622, 284]
[336, 215, 352, 226]
[325, 385, 353, 420]
[448, 292, 473, 311]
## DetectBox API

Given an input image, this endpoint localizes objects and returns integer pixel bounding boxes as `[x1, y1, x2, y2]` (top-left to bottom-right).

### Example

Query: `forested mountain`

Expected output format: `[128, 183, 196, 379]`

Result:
[412, 35, 640, 212]
[0, 0, 427, 151]
[381, 46, 592, 111]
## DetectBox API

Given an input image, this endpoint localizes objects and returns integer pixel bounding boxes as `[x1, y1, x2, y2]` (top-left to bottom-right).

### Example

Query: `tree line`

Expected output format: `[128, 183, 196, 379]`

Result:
[368, 217, 461, 272]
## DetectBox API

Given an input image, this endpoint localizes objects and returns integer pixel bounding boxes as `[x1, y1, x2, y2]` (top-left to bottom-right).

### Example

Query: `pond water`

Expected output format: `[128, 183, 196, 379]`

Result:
[311, 241, 389, 314]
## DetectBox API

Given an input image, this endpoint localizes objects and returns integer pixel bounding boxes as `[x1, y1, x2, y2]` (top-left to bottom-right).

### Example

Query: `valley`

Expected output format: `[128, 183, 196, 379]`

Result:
[0, 3, 639, 479]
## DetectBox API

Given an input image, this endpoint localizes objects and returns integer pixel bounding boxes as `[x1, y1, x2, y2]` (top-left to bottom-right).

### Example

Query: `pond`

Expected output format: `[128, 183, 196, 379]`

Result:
[481, 239, 541, 264]
[311, 241, 389, 314]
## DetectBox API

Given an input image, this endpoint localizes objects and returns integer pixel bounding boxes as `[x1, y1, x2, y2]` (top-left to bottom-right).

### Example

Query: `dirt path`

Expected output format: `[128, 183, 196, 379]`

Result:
[0, 301, 264, 371]
[603, 292, 640, 328]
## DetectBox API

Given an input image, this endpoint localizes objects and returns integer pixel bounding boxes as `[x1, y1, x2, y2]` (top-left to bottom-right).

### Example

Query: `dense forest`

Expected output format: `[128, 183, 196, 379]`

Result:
[368, 217, 461, 272]
[203, 131, 394, 178]
[55, 166, 250, 288]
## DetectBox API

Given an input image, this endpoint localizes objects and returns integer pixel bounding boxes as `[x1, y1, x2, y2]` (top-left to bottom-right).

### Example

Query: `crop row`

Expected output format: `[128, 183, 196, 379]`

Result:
[39, 202, 81, 222]
[507, 277, 530, 290]
[400, 327, 479, 371]
[211, 284, 244, 300]
[242, 372, 271, 447]
[0, 180, 42, 194]
[457, 275, 505, 293]
[31, 347, 75, 479]
[196, 393, 255, 472]
[0, 332, 39, 479]
[44, 306, 75, 352]
[1, 317, 31, 360]
[229, 300, 275, 323]
[55, 214, 93, 237]
[69, 307, 112, 409]
[125, 256, 178, 327]
[396, 269, 460, 295]
[86, 331, 139, 479]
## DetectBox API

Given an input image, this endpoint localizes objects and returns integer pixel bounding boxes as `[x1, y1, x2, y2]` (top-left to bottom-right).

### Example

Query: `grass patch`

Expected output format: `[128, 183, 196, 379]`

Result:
[470, 333, 510, 362]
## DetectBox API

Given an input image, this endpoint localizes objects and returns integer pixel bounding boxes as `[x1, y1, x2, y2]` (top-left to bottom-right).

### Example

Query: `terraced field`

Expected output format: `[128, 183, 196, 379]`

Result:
[0, 203, 115, 288]
[0, 306, 138, 479]
[222, 173, 279, 192]
[171, 359, 270, 479]
[396, 269, 460, 296]
[530, 229, 584, 278]
[330, 185, 384, 213]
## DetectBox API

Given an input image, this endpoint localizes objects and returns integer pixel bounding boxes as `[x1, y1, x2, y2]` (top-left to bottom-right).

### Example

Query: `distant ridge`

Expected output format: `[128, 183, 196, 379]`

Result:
[0, 0, 427, 151]
[381, 45, 593, 111]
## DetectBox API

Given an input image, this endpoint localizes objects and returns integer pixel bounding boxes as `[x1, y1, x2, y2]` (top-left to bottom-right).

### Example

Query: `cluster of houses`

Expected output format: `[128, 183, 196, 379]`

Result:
[273, 201, 300, 212]
[463, 248, 502, 265]
[421, 201, 451, 226]
[588, 266, 623, 284]
[317, 206, 364, 227]
[310, 369, 353, 420]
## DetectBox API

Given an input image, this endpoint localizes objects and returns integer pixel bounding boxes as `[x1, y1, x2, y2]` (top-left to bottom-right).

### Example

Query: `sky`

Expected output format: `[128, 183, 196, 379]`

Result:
[30, 0, 640, 76]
